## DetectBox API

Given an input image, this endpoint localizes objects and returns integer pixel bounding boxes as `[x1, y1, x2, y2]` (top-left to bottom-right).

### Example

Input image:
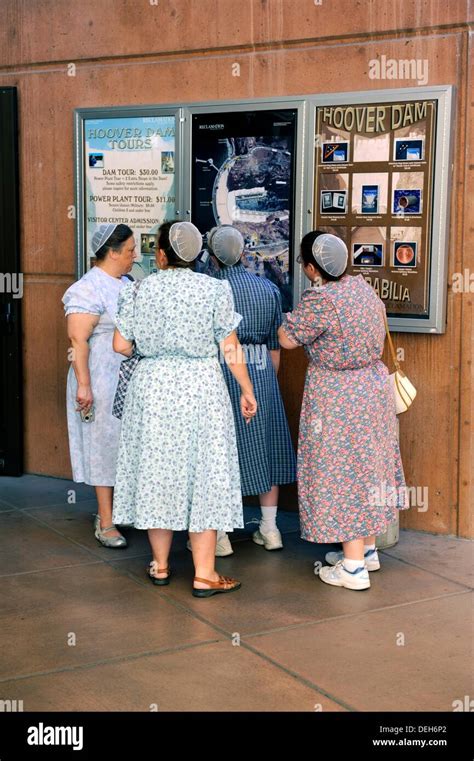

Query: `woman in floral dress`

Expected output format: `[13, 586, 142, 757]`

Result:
[112, 221, 257, 598]
[279, 232, 408, 591]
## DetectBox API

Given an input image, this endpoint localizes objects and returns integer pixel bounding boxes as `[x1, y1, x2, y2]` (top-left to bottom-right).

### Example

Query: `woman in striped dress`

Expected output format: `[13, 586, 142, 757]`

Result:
[200, 225, 296, 555]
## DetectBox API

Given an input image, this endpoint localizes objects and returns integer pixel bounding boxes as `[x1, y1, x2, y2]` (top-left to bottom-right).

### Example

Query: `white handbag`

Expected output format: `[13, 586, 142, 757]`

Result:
[382, 309, 417, 414]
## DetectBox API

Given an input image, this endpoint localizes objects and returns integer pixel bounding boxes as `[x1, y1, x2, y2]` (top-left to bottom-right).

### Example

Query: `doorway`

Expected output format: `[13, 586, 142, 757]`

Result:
[0, 87, 23, 476]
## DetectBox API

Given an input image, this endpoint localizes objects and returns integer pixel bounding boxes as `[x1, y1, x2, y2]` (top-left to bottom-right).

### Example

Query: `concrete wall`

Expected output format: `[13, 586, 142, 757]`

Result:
[0, 0, 472, 536]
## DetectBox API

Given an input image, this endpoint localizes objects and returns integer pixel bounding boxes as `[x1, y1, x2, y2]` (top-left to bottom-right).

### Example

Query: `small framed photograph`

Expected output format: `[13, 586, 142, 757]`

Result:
[393, 189, 422, 215]
[393, 138, 424, 162]
[141, 233, 156, 255]
[321, 141, 349, 163]
[322, 191, 333, 209]
[161, 151, 175, 173]
[393, 241, 417, 268]
[88, 153, 104, 168]
[352, 243, 383, 267]
[320, 190, 347, 215]
[361, 184, 379, 214]
[148, 258, 157, 274]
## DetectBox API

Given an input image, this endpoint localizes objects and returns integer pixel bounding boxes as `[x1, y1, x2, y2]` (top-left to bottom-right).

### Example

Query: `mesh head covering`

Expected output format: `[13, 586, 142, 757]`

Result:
[91, 223, 118, 256]
[169, 221, 202, 262]
[208, 225, 244, 266]
[312, 233, 348, 277]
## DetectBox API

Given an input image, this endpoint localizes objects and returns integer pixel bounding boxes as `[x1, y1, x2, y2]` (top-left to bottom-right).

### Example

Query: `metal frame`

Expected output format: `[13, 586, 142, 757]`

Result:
[74, 86, 453, 332]
[306, 85, 454, 333]
[181, 98, 307, 309]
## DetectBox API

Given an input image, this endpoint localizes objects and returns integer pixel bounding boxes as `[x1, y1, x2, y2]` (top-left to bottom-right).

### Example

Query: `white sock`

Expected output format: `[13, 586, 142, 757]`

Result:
[364, 543, 376, 553]
[217, 531, 228, 542]
[260, 506, 278, 534]
[343, 557, 365, 572]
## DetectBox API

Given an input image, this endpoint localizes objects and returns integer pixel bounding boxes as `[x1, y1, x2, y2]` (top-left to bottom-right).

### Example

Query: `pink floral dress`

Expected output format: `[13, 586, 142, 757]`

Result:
[282, 274, 408, 544]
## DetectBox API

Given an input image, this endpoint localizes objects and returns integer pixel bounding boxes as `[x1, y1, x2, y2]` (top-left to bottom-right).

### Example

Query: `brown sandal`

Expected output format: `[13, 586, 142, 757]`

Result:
[192, 574, 241, 598]
[147, 561, 171, 586]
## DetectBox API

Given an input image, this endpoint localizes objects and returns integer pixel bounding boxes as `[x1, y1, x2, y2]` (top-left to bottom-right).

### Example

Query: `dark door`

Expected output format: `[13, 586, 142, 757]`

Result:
[0, 87, 22, 476]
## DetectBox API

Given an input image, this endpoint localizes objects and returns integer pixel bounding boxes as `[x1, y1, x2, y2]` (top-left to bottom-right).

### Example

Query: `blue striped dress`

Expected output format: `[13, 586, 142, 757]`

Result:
[215, 262, 297, 496]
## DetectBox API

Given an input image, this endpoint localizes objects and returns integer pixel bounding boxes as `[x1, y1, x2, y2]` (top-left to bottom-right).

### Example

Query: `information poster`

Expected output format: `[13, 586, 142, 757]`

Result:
[84, 114, 176, 278]
[191, 109, 297, 311]
[314, 99, 437, 318]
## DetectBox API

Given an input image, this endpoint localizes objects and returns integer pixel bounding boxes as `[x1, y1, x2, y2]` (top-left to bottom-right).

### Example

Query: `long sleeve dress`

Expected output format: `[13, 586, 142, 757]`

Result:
[111, 268, 245, 532]
[216, 262, 296, 496]
[282, 273, 408, 544]
[62, 266, 131, 486]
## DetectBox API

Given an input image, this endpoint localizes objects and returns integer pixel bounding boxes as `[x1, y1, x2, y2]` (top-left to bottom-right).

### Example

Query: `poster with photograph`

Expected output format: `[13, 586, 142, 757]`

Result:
[83, 114, 176, 278]
[321, 190, 347, 214]
[314, 99, 437, 320]
[351, 173, 389, 215]
[191, 108, 297, 311]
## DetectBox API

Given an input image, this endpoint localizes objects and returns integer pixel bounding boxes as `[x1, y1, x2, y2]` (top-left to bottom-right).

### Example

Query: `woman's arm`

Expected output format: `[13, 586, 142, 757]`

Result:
[220, 331, 257, 423]
[278, 325, 300, 350]
[113, 328, 134, 357]
[66, 313, 100, 413]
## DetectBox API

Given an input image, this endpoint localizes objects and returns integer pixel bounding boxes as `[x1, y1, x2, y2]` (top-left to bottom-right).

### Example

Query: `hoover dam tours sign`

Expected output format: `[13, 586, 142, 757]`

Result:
[76, 108, 177, 279]
[312, 88, 453, 331]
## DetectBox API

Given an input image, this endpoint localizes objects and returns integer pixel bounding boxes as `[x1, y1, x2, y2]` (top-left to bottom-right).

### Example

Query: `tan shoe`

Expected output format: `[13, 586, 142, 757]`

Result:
[147, 561, 171, 586]
[192, 575, 241, 598]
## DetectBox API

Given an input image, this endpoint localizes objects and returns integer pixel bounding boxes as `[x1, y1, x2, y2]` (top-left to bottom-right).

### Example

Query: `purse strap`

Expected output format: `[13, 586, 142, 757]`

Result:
[128, 279, 142, 357]
[382, 307, 401, 373]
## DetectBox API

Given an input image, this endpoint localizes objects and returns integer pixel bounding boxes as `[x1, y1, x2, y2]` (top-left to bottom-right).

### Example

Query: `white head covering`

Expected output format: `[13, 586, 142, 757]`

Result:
[312, 233, 348, 277]
[169, 221, 202, 262]
[208, 225, 244, 266]
[91, 223, 119, 256]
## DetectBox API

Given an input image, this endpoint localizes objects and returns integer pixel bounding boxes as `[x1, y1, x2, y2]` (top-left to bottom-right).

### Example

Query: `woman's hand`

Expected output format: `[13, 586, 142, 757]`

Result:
[240, 391, 257, 424]
[76, 383, 93, 413]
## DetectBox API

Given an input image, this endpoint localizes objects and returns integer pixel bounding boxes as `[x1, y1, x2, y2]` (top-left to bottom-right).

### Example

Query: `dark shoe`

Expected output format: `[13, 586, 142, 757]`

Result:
[147, 561, 171, 586]
[192, 574, 241, 598]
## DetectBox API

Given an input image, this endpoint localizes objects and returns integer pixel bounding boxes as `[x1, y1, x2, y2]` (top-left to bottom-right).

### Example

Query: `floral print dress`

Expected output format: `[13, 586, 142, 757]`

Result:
[112, 268, 245, 532]
[282, 274, 408, 544]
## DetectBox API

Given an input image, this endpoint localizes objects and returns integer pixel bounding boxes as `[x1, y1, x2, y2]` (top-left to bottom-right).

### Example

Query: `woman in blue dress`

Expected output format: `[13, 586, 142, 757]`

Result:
[200, 225, 296, 555]
[112, 221, 257, 597]
[62, 223, 136, 549]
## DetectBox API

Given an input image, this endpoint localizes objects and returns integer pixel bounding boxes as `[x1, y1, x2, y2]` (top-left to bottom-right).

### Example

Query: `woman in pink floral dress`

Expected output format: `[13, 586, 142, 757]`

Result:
[279, 232, 408, 591]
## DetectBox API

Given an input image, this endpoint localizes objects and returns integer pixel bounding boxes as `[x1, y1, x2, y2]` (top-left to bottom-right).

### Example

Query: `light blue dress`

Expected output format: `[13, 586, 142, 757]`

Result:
[112, 268, 245, 532]
[62, 266, 131, 486]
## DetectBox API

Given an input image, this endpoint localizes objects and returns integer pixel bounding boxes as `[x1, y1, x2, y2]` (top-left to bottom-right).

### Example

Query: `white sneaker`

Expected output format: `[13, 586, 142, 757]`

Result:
[215, 532, 234, 557]
[318, 560, 371, 590]
[252, 526, 283, 551]
[324, 547, 381, 572]
[186, 532, 234, 557]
